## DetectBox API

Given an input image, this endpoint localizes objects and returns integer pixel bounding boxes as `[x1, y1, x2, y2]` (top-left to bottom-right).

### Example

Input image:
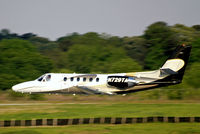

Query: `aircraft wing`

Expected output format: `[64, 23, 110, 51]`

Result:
[76, 86, 113, 95]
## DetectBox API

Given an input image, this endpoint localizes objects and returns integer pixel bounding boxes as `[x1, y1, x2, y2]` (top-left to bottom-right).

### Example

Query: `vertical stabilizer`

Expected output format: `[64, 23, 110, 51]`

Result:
[160, 44, 192, 83]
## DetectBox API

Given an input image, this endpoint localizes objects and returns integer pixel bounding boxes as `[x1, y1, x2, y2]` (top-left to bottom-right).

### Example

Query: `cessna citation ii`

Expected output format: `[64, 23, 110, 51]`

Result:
[12, 45, 191, 95]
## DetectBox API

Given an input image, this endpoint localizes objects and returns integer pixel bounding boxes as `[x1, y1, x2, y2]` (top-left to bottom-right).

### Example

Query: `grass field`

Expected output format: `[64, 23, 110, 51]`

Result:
[1, 93, 200, 134]
[0, 103, 200, 120]
[0, 124, 200, 134]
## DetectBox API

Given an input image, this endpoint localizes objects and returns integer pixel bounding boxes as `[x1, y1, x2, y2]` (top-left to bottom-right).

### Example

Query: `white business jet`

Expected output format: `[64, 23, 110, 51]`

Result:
[12, 45, 191, 95]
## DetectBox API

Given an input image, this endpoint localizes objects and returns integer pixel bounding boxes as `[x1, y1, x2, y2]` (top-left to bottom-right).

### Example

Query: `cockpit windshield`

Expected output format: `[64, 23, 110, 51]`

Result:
[37, 74, 51, 82]
[37, 75, 45, 81]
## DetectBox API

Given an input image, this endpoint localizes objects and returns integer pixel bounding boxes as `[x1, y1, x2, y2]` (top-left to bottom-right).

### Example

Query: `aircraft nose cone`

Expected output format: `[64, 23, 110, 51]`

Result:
[12, 84, 20, 92]
[12, 81, 36, 93]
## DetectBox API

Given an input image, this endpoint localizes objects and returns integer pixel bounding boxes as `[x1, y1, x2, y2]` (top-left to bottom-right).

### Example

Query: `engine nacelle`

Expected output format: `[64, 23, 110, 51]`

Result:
[107, 76, 137, 89]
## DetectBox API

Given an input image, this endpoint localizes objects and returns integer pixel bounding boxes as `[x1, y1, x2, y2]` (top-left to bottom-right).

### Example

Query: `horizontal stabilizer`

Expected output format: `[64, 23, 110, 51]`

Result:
[160, 68, 177, 77]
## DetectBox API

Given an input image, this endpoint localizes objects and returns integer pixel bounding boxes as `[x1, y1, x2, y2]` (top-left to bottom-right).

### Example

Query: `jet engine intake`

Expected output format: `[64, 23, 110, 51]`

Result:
[107, 76, 137, 89]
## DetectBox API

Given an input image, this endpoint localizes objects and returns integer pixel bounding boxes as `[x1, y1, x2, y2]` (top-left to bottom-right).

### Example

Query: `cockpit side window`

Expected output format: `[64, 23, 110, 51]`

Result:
[89, 78, 93, 82]
[64, 77, 67, 81]
[83, 77, 86, 82]
[46, 75, 51, 81]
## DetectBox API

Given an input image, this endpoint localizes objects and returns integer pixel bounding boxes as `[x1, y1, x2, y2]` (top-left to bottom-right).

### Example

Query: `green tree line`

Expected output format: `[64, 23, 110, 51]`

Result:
[0, 22, 200, 98]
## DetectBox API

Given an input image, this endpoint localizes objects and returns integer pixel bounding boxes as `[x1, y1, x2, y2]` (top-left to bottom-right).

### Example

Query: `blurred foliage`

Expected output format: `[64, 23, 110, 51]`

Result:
[0, 22, 200, 100]
[192, 25, 200, 31]
[190, 38, 200, 63]
[1, 130, 41, 134]
[29, 94, 45, 100]
[184, 62, 200, 88]
[8, 89, 26, 99]
[143, 22, 179, 69]
[166, 88, 184, 100]
[0, 39, 53, 90]
[123, 36, 148, 66]
[65, 44, 142, 73]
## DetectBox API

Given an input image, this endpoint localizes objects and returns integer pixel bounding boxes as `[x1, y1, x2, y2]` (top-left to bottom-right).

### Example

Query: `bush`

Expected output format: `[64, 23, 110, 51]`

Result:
[166, 89, 184, 100]
[28, 94, 45, 100]
[8, 90, 26, 99]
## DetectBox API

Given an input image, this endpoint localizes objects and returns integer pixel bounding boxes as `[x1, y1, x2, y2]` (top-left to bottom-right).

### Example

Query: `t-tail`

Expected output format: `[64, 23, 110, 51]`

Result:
[156, 44, 192, 85]
[115, 44, 192, 94]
